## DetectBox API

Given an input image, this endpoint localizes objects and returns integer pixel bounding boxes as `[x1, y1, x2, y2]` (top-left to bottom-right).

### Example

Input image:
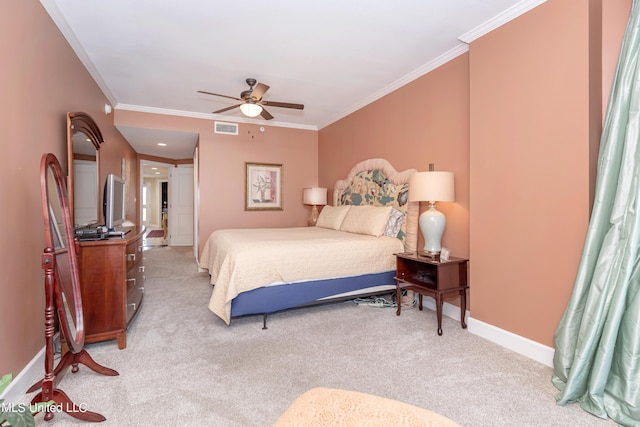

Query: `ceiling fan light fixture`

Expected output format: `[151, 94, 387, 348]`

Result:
[239, 102, 263, 117]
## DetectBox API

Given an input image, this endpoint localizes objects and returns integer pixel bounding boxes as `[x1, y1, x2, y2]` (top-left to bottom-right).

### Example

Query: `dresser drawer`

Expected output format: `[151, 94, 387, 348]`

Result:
[125, 239, 143, 271]
[126, 265, 145, 294]
[126, 284, 143, 323]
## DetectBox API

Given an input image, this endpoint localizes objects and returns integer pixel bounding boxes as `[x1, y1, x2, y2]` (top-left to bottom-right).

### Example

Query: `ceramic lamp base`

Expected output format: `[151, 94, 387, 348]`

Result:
[307, 205, 319, 227]
[419, 202, 446, 254]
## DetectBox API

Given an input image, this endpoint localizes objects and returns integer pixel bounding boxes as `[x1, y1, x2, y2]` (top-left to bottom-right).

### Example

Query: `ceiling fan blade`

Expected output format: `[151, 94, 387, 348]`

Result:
[212, 104, 241, 114]
[198, 90, 242, 101]
[250, 83, 270, 100]
[260, 108, 274, 120]
[262, 100, 304, 110]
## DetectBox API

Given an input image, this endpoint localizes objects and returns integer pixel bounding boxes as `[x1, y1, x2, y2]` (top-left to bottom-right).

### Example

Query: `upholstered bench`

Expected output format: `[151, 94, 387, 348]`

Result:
[274, 387, 460, 427]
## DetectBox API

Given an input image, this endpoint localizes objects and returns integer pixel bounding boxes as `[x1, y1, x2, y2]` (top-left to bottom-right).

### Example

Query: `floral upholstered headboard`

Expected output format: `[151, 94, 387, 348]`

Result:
[334, 158, 418, 252]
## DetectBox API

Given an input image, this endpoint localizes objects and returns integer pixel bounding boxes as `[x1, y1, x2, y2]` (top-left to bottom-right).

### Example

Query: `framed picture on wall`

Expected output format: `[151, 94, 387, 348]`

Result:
[245, 162, 283, 211]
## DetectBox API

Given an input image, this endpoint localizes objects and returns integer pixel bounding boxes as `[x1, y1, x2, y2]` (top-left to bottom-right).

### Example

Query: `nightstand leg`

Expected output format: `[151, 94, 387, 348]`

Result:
[418, 294, 423, 311]
[436, 293, 443, 336]
[395, 284, 402, 316]
[460, 288, 468, 329]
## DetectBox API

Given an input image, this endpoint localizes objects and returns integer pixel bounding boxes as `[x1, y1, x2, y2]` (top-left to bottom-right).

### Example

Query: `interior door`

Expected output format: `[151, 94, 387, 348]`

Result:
[141, 182, 150, 227]
[169, 165, 194, 246]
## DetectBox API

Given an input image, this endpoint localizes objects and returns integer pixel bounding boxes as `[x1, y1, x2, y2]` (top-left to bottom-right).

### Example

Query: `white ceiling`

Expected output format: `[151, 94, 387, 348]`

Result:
[41, 0, 546, 159]
[142, 162, 170, 180]
[117, 126, 199, 160]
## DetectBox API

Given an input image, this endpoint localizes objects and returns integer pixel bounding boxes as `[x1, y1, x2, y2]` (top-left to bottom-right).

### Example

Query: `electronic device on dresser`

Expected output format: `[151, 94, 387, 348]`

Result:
[103, 173, 128, 236]
[74, 223, 108, 240]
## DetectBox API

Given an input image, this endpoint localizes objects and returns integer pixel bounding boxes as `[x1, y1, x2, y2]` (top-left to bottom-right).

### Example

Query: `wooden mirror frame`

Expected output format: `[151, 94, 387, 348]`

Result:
[42, 154, 85, 353]
[29, 153, 118, 422]
[67, 112, 103, 227]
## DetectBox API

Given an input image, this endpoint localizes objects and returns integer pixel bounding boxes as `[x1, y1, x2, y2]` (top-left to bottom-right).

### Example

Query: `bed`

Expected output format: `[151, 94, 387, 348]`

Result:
[200, 158, 418, 325]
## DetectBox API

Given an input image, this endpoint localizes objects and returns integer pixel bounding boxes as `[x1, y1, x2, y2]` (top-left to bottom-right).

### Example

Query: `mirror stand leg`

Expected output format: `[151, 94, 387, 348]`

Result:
[31, 387, 107, 422]
[30, 348, 119, 390]
[27, 349, 117, 422]
[72, 349, 119, 376]
[46, 349, 119, 378]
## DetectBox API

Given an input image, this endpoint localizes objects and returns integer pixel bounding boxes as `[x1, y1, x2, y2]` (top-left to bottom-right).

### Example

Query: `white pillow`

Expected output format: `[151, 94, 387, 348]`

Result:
[315, 205, 351, 230]
[340, 206, 393, 237]
[384, 208, 405, 238]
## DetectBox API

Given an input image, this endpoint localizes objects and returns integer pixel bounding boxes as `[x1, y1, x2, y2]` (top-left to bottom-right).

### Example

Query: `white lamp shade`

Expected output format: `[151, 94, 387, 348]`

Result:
[303, 187, 327, 205]
[408, 171, 455, 202]
[239, 102, 263, 117]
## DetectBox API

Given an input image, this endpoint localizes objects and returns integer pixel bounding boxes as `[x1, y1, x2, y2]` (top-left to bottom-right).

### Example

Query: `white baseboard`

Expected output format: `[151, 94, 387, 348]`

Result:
[420, 297, 554, 368]
[0, 347, 45, 404]
[467, 317, 554, 367]
[197, 259, 206, 273]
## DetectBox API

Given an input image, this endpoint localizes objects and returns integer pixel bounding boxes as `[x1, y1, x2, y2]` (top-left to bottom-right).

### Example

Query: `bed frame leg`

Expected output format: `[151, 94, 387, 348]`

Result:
[262, 314, 268, 330]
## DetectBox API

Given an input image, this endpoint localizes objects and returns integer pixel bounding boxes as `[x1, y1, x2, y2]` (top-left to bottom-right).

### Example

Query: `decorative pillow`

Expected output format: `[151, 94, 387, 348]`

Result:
[340, 206, 392, 237]
[315, 205, 351, 230]
[384, 208, 405, 238]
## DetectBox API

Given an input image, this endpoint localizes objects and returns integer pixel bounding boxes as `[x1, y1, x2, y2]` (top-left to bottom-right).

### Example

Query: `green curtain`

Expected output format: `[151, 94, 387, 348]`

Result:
[552, 1, 640, 425]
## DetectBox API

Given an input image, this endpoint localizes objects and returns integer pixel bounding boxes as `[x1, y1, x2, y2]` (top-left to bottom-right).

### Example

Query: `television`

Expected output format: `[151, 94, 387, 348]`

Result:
[103, 173, 126, 231]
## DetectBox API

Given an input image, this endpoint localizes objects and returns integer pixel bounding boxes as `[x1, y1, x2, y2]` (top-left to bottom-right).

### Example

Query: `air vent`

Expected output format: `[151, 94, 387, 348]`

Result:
[214, 121, 238, 135]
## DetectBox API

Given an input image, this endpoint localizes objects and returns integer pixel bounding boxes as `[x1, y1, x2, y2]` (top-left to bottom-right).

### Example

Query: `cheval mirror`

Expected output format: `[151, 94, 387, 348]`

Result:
[67, 112, 103, 228]
[28, 153, 118, 422]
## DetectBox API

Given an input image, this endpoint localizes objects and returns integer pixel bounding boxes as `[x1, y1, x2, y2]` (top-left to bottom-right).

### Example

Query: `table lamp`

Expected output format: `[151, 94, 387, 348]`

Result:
[303, 187, 327, 226]
[408, 171, 455, 256]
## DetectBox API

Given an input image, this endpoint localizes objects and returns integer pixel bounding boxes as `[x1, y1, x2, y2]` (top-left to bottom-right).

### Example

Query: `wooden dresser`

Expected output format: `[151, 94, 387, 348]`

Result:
[76, 226, 145, 349]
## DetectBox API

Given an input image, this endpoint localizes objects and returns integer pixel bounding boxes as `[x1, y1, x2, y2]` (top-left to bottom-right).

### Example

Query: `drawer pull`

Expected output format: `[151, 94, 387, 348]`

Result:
[127, 253, 136, 262]
[140, 287, 145, 294]
[127, 278, 136, 285]
[139, 266, 145, 273]
[128, 303, 136, 310]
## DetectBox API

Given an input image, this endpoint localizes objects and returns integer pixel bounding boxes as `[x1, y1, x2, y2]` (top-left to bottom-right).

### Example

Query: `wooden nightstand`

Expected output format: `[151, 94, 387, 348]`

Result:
[394, 252, 469, 335]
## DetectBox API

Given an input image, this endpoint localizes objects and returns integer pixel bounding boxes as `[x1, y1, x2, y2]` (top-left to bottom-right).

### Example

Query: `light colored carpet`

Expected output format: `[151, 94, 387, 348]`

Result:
[25, 246, 615, 426]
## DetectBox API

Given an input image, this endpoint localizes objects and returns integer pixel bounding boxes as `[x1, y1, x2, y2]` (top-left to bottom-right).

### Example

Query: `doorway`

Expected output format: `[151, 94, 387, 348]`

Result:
[141, 161, 170, 246]
[139, 160, 194, 247]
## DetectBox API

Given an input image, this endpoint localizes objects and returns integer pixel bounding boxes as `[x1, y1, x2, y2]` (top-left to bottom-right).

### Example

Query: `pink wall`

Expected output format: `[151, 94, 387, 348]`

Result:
[320, 0, 630, 348]
[470, 1, 592, 346]
[319, 55, 471, 260]
[470, 0, 629, 346]
[114, 110, 319, 255]
[1, 2, 136, 376]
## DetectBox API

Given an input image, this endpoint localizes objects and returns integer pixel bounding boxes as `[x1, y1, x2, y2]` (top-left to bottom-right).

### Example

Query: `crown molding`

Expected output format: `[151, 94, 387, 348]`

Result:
[458, 0, 547, 44]
[43, 0, 546, 132]
[115, 104, 318, 131]
[40, 0, 118, 106]
[318, 43, 469, 130]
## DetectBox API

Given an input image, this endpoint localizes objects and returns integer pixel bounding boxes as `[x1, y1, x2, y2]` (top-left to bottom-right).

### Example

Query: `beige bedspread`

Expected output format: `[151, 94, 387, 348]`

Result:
[201, 227, 404, 324]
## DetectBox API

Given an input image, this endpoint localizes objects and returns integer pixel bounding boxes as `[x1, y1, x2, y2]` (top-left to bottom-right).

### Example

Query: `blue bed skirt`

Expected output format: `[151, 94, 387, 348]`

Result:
[230, 270, 396, 317]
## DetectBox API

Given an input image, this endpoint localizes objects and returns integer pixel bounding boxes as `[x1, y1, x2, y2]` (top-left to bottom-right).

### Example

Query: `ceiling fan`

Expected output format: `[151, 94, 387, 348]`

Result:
[198, 78, 304, 120]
